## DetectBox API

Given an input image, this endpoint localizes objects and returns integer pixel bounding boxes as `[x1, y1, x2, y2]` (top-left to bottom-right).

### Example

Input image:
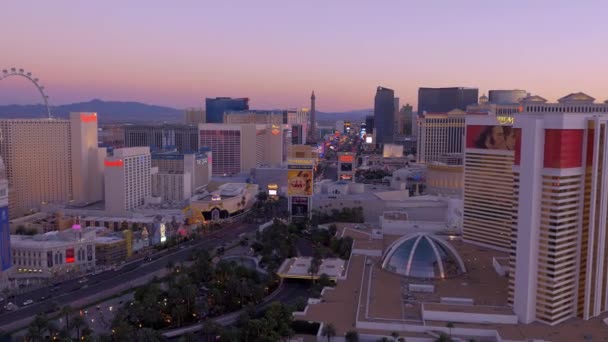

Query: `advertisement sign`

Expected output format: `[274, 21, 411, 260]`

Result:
[291, 196, 309, 217]
[160, 223, 167, 243]
[271, 124, 281, 136]
[65, 248, 75, 263]
[339, 155, 354, 163]
[383, 144, 404, 158]
[0, 207, 10, 271]
[466, 125, 518, 151]
[365, 136, 373, 144]
[287, 170, 313, 196]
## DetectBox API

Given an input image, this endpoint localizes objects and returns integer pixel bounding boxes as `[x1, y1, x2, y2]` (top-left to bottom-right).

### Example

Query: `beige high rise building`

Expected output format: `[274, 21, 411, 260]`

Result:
[184, 108, 205, 125]
[416, 109, 466, 164]
[104, 147, 152, 215]
[0, 119, 73, 217]
[0, 114, 105, 218]
[70, 113, 106, 204]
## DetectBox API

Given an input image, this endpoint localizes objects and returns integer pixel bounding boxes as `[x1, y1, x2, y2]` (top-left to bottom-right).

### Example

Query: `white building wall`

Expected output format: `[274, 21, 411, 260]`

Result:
[513, 116, 544, 324]
[104, 147, 151, 215]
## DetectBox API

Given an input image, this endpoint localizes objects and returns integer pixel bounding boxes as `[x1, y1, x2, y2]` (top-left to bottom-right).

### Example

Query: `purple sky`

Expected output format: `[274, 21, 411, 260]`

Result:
[2, 0, 608, 112]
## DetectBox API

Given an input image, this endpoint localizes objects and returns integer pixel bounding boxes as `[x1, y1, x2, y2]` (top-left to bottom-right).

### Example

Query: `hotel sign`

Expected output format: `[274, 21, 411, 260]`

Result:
[497, 116, 514, 125]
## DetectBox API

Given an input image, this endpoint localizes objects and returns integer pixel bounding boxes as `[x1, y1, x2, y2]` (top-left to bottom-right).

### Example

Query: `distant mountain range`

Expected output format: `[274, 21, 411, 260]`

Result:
[0, 99, 372, 124]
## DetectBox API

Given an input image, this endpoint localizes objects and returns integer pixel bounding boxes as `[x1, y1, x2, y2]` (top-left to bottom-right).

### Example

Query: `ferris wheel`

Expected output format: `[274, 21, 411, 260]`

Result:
[0, 67, 52, 118]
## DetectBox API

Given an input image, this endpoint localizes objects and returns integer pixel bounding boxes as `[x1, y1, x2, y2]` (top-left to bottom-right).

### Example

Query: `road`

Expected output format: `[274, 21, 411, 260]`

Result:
[0, 222, 256, 332]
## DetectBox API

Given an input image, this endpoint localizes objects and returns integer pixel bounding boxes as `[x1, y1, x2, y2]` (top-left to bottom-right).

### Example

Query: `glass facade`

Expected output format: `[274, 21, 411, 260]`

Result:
[417, 87, 478, 115]
[205, 97, 249, 124]
[382, 233, 465, 279]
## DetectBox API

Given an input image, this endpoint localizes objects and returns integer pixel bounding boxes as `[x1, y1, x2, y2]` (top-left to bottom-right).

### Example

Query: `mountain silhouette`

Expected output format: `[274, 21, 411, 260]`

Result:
[0, 99, 372, 124]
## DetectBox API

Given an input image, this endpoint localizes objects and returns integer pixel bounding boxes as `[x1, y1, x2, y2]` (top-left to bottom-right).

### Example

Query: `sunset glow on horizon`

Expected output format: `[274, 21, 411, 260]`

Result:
[2, 0, 608, 111]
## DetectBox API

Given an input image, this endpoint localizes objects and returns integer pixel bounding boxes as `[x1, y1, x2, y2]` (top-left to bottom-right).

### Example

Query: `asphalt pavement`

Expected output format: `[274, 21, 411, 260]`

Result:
[0, 222, 256, 332]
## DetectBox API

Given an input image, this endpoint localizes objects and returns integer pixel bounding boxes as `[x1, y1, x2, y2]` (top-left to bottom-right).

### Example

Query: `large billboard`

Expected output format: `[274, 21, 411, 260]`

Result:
[466, 125, 518, 151]
[287, 169, 313, 196]
[383, 144, 404, 158]
[0, 207, 10, 271]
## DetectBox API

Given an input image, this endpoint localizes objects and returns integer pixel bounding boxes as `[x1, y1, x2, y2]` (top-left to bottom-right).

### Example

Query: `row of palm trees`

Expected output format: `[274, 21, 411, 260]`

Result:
[26, 305, 91, 341]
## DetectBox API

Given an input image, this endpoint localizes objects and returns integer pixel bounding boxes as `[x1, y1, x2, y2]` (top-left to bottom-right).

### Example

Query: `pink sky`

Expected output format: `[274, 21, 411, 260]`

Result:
[2, 0, 608, 112]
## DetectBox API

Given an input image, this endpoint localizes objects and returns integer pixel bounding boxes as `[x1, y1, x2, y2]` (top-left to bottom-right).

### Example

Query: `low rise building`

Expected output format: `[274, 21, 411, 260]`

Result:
[10, 228, 96, 280]
[190, 183, 258, 220]
[95, 236, 127, 266]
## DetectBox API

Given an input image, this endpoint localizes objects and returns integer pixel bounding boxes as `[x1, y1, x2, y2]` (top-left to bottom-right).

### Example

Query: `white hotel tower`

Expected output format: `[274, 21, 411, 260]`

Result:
[511, 93, 608, 325]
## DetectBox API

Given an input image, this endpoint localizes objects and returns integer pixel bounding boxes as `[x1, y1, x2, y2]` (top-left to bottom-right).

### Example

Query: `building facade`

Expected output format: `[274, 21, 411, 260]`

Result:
[124, 124, 199, 154]
[184, 108, 205, 125]
[11, 228, 96, 279]
[488, 89, 528, 105]
[104, 147, 152, 214]
[417, 87, 478, 115]
[70, 113, 106, 204]
[416, 109, 466, 164]
[151, 151, 211, 201]
[199, 123, 290, 176]
[95, 236, 127, 266]
[462, 111, 516, 252]
[398, 104, 414, 136]
[511, 93, 608, 325]
[374, 86, 396, 145]
[0, 119, 73, 217]
[0, 158, 10, 272]
[205, 97, 249, 124]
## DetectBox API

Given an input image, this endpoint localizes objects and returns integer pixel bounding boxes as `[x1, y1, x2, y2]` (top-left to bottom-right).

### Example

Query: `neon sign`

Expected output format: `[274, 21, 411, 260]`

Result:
[80, 113, 97, 123]
[271, 124, 280, 136]
[497, 116, 514, 125]
[104, 160, 124, 167]
[339, 155, 354, 163]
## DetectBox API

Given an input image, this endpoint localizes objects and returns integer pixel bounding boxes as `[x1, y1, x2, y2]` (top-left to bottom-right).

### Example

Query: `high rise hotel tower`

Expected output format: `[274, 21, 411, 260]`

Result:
[511, 93, 608, 325]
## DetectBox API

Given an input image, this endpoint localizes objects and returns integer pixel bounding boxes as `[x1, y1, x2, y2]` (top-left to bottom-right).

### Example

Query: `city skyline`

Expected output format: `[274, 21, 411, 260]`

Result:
[2, 0, 608, 111]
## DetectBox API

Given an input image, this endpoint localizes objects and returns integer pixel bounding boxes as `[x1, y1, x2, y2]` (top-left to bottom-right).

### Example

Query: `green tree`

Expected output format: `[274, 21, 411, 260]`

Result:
[264, 302, 294, 340]
[435, 333, 450, 342]
[345, 330, 360, 342]
[59, 305, 73, 334]
[26, 314, 49, 342]
[71, 315, 87, 341]
[321, 322, 336, 342]
[446, 322, 454, 339]
[202, 320, 223, 342]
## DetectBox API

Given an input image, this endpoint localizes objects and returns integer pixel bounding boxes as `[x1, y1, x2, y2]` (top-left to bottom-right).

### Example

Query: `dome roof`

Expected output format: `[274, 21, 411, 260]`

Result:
[381, 233, 466, 279]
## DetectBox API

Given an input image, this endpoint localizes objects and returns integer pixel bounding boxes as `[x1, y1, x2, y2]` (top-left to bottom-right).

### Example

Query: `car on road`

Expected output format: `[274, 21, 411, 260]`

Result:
[78, 277, 89, 284]
[81, 285, 89, 290]
[38, 296, 46, 301]
[144, 256, 153, 262]
[50, 287, 59, 292]
[22, 299, 34, 306]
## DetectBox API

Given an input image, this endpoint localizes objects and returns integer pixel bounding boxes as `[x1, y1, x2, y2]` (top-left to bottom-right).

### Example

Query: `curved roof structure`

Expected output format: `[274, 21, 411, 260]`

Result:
[381, 233, 466, 279]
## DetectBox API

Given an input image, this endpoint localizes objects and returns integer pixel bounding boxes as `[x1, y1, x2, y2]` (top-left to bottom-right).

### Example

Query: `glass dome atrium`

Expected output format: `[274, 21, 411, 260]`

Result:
[381, 233, 466, 279]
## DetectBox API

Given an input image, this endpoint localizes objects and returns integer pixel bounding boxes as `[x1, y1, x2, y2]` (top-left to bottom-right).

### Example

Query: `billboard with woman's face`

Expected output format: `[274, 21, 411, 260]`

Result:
[466, 125, 518, 151]
[287, 169, 313, 196]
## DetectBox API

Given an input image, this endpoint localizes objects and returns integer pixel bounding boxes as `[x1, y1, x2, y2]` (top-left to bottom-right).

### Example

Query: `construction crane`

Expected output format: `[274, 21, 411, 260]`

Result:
[183, 206, 206, 226]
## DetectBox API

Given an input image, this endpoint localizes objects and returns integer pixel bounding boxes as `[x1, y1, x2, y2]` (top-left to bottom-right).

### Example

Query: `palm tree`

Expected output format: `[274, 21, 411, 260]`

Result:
[391, 331, 400, 341]
[59, 305, 73, 334]
[345, 330, 359, 342]
[321, 323, 336, 342]
[446, 322, 454, 339]
[435, 333, 450, 342]
[26, 314, 49, 341]
[71, 315, 87, 341]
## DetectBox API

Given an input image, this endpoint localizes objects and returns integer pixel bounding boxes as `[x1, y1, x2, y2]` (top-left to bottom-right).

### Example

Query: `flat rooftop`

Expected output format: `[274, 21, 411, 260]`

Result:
[277, 257, 346, 280]
[297, 224, 608, 341]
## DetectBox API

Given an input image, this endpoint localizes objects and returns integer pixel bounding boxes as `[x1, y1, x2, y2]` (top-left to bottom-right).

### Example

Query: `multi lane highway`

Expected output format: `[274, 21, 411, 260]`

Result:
[0, 222, 256, 332]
